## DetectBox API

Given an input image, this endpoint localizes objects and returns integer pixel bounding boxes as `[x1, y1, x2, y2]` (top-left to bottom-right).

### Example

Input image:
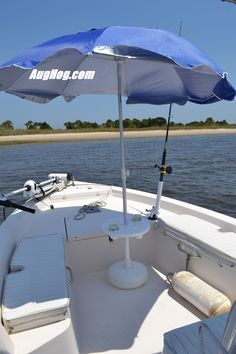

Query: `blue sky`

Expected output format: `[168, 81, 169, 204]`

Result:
[0, 0, 235, 128]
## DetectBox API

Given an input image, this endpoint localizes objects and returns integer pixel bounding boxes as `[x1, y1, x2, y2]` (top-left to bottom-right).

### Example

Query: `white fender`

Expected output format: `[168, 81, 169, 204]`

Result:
[171, 271, 231, 317]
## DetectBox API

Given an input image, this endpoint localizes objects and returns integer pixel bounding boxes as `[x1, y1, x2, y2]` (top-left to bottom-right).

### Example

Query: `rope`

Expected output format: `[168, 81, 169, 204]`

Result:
[74, 186, 112, 221]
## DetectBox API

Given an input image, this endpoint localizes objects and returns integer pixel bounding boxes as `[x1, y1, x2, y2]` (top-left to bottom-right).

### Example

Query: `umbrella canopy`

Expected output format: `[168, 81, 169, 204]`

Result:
[0, 26, 235, 105]
[222, 0, 236, 4]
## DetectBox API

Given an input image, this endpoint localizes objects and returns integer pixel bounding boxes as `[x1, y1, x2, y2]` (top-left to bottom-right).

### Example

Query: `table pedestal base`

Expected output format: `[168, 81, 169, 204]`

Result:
[107, 261, 148, 289]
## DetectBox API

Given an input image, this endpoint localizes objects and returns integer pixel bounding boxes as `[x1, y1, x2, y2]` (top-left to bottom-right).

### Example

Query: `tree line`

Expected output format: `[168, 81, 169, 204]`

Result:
[64, 117, 231, 129]
[0, 117, 232, 131]
[0, 120, 52, 130]
[63, 117, 168, 129]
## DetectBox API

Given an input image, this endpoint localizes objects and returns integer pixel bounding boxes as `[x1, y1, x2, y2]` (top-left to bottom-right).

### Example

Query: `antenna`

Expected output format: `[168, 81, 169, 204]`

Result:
[178, 21, 183, 37]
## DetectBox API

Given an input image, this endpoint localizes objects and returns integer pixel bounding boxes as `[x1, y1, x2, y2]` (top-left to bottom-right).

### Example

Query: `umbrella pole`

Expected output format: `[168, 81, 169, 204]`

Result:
[117, 59, 128, 225]
[149, 104, 172, 220]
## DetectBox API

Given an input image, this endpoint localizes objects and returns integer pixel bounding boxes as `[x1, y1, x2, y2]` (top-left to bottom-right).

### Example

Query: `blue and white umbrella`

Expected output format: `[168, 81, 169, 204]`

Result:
[0, 26, 235, 222]
[0, 26, 235, 105]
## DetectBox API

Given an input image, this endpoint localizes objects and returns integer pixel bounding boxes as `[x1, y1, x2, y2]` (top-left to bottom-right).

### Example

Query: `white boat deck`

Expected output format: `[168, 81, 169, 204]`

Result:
[3, 182, 236, 354]
[12, 267, 204, 354]
[71, 270, 205, 354]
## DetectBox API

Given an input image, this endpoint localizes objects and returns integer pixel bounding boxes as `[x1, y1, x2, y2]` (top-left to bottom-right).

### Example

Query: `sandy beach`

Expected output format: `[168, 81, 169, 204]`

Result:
[0, 128, 235, 145]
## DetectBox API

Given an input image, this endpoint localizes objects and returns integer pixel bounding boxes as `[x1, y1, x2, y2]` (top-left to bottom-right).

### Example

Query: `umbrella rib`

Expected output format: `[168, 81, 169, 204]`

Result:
[189, 93, 219, 103]
[3, 50, 90, 101]
[3, 66, 36, 94]
[61, 52, 121, 98]
[123, 60, 128, 97]
[59, 53, 90, 98]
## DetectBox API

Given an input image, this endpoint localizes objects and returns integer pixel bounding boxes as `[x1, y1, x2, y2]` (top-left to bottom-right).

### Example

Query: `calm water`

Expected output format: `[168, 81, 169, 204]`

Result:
[0, 134, 235, 218]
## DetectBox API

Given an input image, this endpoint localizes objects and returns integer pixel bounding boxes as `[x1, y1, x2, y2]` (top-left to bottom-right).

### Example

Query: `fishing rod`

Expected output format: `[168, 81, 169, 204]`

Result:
[149, 21, 183, 220]
[149, 104, 173, 220]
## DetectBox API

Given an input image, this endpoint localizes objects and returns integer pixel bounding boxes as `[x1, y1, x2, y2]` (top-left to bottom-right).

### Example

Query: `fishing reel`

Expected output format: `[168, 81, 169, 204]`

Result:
[154, 164, 173, 176]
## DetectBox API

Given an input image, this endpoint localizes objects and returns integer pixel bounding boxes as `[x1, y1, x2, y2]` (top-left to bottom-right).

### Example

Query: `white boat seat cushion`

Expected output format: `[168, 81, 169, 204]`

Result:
[10, 234, 65, 272]
[2, 234, 69, 333]
[163, 313, 228, 354]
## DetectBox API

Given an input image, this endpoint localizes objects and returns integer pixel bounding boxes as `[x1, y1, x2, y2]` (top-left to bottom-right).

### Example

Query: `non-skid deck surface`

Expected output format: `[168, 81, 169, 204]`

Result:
[70, 267, 205, 354]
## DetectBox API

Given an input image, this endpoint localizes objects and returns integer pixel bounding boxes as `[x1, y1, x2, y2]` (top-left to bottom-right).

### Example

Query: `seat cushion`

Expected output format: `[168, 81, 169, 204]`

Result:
[10, 234, 65, 272]
[2, 268, 69, 333]
[2, 234, 69, 333]
[163, 313, 228, 354]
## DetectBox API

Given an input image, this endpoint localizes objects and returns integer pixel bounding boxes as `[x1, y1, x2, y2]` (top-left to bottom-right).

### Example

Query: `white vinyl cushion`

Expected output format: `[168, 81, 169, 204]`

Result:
[163, 313, 228, 354]
[2, 234, 69, 333]
[10, 234, 65, 272]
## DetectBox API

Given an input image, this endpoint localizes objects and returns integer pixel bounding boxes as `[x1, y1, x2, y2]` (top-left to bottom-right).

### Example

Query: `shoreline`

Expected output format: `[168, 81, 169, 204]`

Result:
[0, 128, 236, 145]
